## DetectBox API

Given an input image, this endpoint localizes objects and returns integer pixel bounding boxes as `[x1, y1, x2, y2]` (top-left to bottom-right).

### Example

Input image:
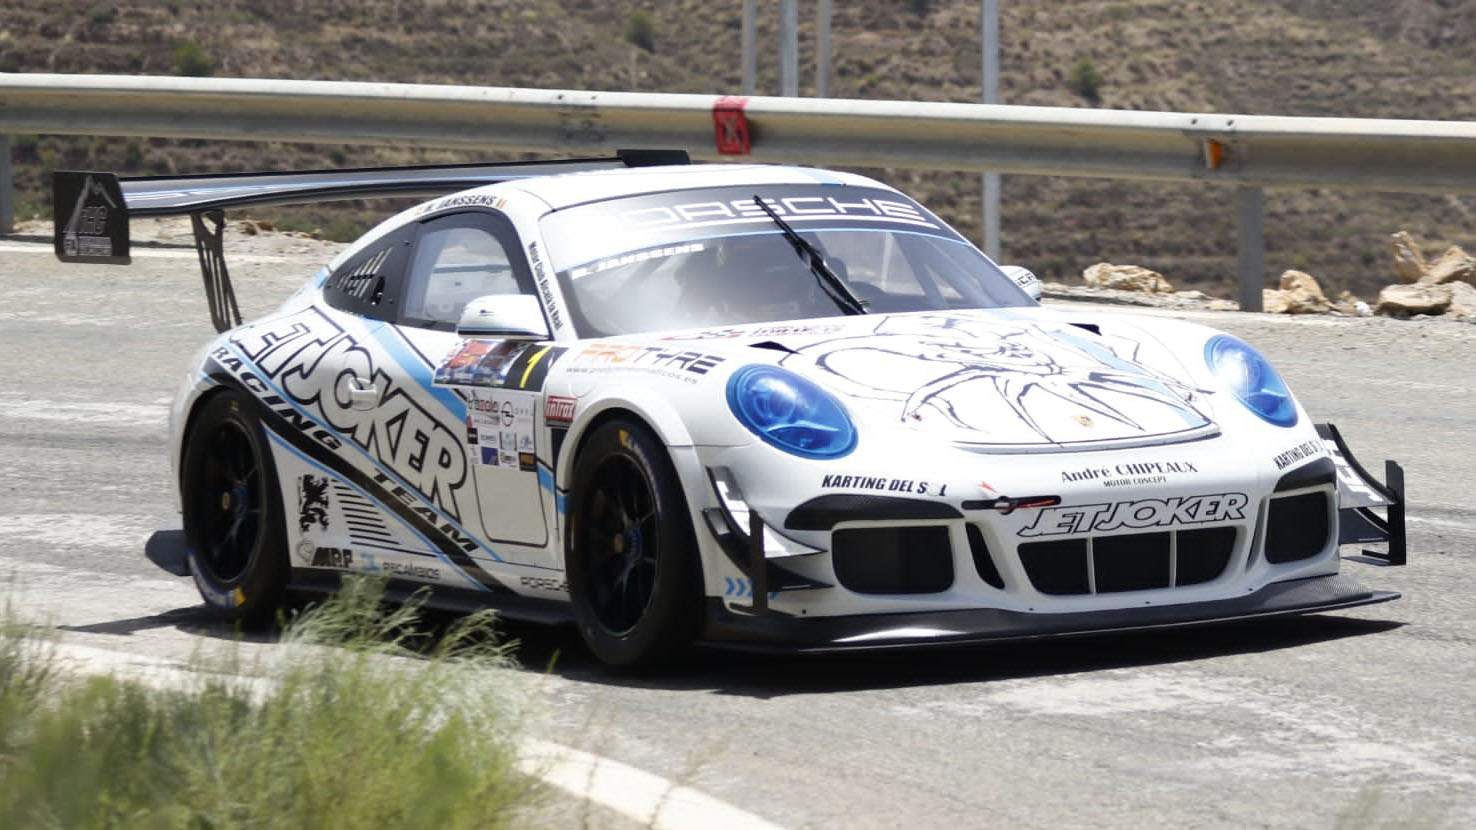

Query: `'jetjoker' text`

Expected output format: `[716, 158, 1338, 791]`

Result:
[1017, 492, 1249, 537]
[218, 308, 469, 523]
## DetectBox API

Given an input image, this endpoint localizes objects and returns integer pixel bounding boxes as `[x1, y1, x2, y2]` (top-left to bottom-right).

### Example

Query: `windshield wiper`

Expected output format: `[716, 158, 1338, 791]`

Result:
[753, 195, 868, 315]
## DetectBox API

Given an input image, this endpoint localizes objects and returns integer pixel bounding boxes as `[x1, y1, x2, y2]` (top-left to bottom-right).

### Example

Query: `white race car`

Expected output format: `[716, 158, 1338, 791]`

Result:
[54, 153, 1406, 666]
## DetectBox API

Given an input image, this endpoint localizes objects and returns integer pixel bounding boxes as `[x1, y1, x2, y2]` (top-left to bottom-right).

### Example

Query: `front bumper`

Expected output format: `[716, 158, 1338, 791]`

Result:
[699, 572, 1398, 653]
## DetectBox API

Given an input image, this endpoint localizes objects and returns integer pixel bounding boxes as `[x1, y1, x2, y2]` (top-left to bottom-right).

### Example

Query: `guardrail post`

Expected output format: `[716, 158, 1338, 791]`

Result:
[816, 0, 831, 98]
[741, 0, 756, 96]
[1236, 186, 1265, 312]
[980, 0, 1001, 260]
[780, 0, 798, 97]
[0, 135, 13, 235]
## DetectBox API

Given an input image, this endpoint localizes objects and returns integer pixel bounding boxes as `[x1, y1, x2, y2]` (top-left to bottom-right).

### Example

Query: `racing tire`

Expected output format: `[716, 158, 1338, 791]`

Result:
[565, 419, 702, 668]
[180, 391, 289, 626]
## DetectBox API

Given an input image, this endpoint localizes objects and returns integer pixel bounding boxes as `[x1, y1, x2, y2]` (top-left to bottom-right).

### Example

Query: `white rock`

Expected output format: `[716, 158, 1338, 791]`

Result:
[1263, 270, 1332, 314]
[1446, 281, 1476, 319]
[1376, 283, 1453, 316]
[1082, 262, 1172, 293]
[1390, 231, 1427, 284]
[1423, 245, 1476, 286]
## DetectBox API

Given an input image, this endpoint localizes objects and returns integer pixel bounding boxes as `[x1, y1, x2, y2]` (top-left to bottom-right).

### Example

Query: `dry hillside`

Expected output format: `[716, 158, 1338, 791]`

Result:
[6, 0, 1476, 297]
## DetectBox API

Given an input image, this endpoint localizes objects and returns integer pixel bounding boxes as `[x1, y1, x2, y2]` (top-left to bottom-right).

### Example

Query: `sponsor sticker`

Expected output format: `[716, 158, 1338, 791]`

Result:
[616, 194, 937, 232]
[1273, 439, 1324, 471]
[1017, 492, 1249, 537]
[661, 322, 845, 341]
[820, 474, 947, 497]
[428, 193, 505, 212]
[1060, 459, 1200, 488]
[520, 575, 568, 593]
[309, 546, 354, 569]
[379, 560, 441, 581]
[545, 395, 577, 424]
[299, 544, 439, 582]
[564, 343, 725, 385]
[466, 390, 536, 472]
[569, 242, 706, 280]
[528, 241, 564, 330]
[435, 340, 566, 391]
[297, 474, 331, 533]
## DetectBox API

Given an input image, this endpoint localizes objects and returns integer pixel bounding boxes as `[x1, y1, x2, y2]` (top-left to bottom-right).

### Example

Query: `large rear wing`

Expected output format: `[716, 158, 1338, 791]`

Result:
[51, 150, 689, 331]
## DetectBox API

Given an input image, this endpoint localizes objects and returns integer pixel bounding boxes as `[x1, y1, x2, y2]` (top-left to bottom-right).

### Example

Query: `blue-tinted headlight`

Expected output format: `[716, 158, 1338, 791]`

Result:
[726, 365, 857, 459]
[1204, 335, 1297, 427]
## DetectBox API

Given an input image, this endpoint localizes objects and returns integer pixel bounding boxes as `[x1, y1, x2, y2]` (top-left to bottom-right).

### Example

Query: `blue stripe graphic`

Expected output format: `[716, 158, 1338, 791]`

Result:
[363, 321, 467, 420]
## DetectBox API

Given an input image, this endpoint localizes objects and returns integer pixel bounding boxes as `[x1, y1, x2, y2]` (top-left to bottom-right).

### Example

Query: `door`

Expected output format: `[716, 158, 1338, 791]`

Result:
[403, 211, 554, 553]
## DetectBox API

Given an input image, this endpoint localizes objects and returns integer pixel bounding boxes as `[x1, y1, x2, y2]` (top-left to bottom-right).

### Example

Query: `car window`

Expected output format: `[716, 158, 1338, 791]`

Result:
[819, 230, 963, 307]
[322, 227, 413, 322]
[539, 184, 1032, 337]
[401, 213, 535, 331]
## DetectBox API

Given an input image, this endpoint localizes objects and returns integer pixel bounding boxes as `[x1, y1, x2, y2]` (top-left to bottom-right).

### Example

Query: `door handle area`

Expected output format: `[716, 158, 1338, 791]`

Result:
[343, 376, 379, 410]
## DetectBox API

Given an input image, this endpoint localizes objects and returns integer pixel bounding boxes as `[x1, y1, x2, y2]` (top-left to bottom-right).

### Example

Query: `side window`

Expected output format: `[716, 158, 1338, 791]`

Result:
[402, 213, 536, 330]
[323, 228, 412, 321]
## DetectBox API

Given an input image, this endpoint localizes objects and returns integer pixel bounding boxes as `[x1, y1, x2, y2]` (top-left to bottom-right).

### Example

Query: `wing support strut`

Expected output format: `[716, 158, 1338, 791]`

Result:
[191, 210, 242, 333]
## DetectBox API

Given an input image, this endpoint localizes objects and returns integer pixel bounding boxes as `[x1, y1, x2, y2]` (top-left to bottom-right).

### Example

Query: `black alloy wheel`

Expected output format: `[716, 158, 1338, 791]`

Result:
[566, 420, 701, 667]
[181, 391, 288, 624]
[582, 455, 659, 634]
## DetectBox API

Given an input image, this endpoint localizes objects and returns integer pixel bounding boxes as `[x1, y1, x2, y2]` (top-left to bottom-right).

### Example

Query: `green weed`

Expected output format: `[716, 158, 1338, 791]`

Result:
[173, 39, 214, 77]
[1066, 57, 1103, 104]
[0, 578, 541, 830]
[624, 11, 656, 52]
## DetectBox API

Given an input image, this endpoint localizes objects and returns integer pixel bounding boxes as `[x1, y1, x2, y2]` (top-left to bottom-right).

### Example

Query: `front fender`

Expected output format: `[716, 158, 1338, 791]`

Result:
[555, 389, 706, 490]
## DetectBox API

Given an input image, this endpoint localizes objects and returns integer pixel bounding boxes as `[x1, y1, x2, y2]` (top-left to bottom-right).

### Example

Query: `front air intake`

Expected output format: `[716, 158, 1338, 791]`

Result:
[1018, 526, 1237, 596]
[966, 524, 1006, 589]
[832, 526, 954, 594]
[1264, 492, 1331, 564]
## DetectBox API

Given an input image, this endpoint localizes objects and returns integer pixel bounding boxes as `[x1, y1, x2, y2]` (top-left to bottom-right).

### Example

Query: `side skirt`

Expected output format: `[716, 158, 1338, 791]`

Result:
[287, 569, 574, 626]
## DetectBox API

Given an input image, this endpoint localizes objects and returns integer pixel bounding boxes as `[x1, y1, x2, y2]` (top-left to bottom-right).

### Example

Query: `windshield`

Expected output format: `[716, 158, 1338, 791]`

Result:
[539, 184, 1034, 337]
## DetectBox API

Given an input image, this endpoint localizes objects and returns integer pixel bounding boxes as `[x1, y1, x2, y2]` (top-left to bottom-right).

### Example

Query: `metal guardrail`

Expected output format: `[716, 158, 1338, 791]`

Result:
[7, 73, 1476, 308]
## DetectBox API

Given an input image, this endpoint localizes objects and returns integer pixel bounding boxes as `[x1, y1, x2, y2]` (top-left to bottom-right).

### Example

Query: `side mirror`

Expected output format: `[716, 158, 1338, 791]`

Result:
[456, 294, 551, 341]
[1000, 265, 1043, 301]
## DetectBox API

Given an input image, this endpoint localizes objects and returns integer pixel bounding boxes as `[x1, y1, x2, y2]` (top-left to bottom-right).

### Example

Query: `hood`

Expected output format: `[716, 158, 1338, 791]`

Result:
[664, 311, 1216, 452]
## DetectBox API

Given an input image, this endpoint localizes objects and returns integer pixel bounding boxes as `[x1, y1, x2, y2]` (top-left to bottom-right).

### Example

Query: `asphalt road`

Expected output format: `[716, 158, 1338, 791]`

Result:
[2, 224, 1473, 829]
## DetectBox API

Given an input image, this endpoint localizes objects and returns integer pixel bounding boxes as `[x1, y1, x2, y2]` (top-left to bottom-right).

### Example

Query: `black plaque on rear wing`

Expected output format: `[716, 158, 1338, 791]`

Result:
[1317, 422, 1406, 566]
[50, 150, 690, 332]
[53, 171, 130, 264]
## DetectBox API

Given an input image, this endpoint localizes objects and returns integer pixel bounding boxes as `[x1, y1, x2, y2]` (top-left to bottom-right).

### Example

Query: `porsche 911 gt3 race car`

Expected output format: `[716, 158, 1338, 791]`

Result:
[53, 152, 1406, 666]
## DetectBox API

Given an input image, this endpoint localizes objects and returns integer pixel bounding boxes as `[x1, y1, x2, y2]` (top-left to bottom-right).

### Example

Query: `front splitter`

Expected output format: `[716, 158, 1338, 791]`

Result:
[700, 573, 1399, 653]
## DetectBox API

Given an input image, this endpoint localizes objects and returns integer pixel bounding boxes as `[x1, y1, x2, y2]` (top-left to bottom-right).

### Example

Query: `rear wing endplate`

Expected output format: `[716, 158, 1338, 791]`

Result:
[1317, 422, 1406, 566]
[51, 150, 689, 332]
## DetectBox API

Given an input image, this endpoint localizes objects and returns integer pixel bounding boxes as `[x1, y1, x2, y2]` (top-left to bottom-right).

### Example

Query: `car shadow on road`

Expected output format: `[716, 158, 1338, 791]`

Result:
[499, 614, 1405, 698]
[60, 604, 294, 646]
[57, 605, 213, 637]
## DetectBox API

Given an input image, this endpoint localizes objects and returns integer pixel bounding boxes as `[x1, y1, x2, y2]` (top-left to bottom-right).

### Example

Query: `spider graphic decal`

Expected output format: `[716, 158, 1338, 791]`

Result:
[788, 314, 1211, 447]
